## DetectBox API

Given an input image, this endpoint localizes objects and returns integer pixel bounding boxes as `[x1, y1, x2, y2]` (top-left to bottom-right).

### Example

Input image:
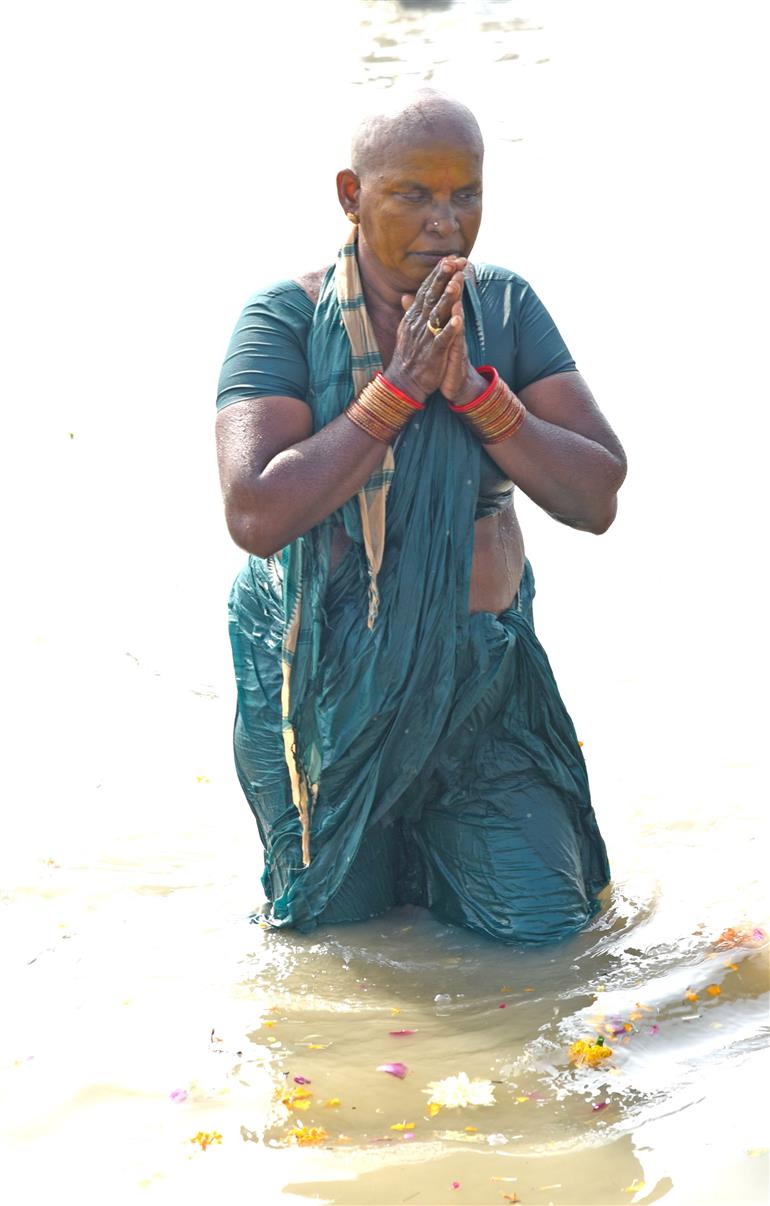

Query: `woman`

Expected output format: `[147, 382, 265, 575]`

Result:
[215, 91, 626, 942]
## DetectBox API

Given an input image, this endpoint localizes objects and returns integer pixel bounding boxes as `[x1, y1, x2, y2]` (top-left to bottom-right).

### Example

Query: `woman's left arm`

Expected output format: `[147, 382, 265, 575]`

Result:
[484, 369, 627, 534]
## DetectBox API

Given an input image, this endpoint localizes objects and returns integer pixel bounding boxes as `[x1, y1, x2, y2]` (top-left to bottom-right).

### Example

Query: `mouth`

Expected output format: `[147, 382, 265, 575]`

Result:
[410, 250, 463, 261]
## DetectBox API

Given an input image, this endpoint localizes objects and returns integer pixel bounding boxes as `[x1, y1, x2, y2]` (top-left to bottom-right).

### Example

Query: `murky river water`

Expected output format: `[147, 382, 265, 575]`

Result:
[2, 1, 768, 1203]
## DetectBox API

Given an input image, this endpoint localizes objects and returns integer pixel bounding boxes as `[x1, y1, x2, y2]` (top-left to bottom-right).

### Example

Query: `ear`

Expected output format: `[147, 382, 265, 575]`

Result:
[336, 168, 361, 221]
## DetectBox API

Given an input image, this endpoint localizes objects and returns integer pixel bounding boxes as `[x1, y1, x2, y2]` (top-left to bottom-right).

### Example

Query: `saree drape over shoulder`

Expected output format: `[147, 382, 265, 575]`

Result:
[225, 233, 610, 943]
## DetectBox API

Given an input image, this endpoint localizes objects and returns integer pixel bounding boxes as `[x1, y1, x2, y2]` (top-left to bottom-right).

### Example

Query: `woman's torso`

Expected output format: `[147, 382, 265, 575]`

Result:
[333, 283, 523, 614]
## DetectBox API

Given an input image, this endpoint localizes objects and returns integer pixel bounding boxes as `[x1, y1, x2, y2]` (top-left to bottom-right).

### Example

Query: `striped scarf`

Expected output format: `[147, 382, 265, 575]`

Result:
[280, 226, 394, 864]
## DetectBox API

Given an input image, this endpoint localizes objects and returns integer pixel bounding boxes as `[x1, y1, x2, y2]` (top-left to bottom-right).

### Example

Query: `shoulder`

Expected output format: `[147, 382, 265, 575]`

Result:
[471, 262, 531, 297]
[293, 264, 333, 305]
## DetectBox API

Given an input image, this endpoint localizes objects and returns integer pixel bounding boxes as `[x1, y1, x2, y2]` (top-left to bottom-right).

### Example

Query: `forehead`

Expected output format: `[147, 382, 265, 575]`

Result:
[371, 134, 483, 184]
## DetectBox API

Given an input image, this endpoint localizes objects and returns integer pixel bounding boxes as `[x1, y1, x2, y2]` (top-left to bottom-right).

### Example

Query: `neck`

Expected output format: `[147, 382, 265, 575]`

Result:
[356, 236, 411, 318]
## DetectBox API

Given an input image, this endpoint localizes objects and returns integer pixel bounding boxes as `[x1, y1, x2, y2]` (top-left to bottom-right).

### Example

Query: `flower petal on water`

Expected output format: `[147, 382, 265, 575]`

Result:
[425, 1072, 496, 1108]
[377, 1062, 408, 1079]
[389, 1029, 417, 1036]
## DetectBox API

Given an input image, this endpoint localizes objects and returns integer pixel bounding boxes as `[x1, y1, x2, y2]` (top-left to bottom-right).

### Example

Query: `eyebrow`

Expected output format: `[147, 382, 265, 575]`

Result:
[393, 179, 481, 191]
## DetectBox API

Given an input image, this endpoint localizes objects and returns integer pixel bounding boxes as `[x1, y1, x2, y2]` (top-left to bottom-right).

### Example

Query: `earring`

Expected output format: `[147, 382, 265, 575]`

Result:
[347, 212, 360, 225]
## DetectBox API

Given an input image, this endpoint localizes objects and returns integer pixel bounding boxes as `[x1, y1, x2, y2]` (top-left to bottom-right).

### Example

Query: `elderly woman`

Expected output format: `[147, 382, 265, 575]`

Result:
[215, 91, 626, 943]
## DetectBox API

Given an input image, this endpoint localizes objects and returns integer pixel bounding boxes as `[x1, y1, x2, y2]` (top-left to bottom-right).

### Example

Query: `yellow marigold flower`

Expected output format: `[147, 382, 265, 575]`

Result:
[569, 1037, 613, 1068]
[286, 1125, 328, 1147]
[189, 1131, 222, 1151]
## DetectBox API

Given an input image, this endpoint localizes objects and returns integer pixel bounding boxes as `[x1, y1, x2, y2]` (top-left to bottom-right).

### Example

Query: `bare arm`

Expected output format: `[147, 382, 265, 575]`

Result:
[485, 369, 627, 534]
[216, 398, 387, 557]
[216, 257, 468, 557]
[440, 304, 626, 533]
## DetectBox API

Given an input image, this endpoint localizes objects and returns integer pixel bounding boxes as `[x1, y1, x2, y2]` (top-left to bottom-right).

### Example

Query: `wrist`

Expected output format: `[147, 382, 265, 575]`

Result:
[345, 372, 424, 444]
[384, 363, 428, 407]
[446, 367, 488, 408]
[447, 365, 527, 444]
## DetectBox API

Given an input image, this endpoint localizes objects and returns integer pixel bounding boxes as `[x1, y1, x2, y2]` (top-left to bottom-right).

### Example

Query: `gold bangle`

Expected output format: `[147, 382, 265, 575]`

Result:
[448, 367, 526, 444]
[345, 373, 424, 444]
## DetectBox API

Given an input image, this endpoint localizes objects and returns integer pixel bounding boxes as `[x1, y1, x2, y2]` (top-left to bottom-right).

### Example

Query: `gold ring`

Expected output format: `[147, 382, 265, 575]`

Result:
[427, 317, 443, 335]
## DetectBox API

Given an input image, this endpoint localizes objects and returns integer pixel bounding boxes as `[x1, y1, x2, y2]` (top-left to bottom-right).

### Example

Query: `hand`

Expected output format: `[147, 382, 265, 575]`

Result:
[401, 265, 486, 406]
[437, 292, 486, 405]
[385, 258, 467, 404]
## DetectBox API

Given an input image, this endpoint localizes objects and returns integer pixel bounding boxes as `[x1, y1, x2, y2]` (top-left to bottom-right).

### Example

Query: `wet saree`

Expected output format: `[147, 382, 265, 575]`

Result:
[226, 234, 610, 942]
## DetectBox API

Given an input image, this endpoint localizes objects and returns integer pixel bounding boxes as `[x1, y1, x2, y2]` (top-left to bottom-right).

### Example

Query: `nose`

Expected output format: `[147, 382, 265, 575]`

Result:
[428, 203, 459, 236]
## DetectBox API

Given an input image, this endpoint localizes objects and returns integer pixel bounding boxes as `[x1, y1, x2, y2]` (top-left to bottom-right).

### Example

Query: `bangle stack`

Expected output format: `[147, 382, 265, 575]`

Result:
[345, 372, 424, 444]
[448, 366, 526, 444]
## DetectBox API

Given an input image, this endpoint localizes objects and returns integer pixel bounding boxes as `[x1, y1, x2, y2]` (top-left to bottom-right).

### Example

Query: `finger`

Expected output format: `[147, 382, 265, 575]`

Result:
[429, 270, 466, 324]
[412, 258, 451, 309]
[432, 312, 463, 344]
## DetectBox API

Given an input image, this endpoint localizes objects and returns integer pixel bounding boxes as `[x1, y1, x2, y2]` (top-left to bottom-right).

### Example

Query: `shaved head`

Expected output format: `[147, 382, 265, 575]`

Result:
[350, 89, 484, 180]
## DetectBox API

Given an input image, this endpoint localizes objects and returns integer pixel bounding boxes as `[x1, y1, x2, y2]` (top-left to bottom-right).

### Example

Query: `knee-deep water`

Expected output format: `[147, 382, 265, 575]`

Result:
[3, 1, 768, 1203]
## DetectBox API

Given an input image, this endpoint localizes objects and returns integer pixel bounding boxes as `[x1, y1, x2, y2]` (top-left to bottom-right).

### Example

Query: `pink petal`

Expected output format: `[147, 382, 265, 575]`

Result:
[451, 1181, 461, 1190]
[592, 1101, 608, 1112]
[293, 1075, 311, 1085]
[169, 1088, 188, 1103]
[388, 1029, 418, 1037]
[376, 1062, 408, 1079]
[498, 1002, 507, 1009]
[648, 1025, 660, 1036]
[752, 928, 765, 941]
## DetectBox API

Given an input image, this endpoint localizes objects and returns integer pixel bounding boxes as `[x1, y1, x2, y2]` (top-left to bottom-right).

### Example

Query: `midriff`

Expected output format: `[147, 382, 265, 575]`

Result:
[330, 498, 524, 616]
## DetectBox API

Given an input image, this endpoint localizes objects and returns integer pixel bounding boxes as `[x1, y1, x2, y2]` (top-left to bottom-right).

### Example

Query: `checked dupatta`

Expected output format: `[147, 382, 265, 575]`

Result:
[279, 226, 396, 865]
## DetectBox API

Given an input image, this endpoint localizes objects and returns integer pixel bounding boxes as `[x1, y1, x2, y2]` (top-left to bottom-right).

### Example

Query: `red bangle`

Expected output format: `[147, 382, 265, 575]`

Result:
[447, 365, 526, 444]
[377, 372, 425, 409]
[345, 372, 424, 444]
[447, 366, 498, 413]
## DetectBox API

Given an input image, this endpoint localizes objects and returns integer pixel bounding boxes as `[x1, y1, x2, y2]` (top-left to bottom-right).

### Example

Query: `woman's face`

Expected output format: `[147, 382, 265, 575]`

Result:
[349, 134, 483, 291]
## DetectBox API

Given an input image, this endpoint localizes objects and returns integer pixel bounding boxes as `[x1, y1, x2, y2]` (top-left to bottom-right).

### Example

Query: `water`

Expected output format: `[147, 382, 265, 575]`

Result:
[2, 1, 768, 1203]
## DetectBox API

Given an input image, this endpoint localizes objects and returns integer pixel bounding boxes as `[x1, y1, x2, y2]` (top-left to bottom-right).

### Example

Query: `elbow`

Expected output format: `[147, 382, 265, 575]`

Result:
[223, 484, 282, 559]
[226, 508, 282, 559]
[587, 492, 619, 535]
[587, 456, 627, 534]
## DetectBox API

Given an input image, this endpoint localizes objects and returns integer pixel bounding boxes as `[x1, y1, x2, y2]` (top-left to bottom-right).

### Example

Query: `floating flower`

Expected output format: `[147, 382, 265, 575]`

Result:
[713, 926, 765, 949]
[464, 1126, 478, 1133]
[390, 1121, 416, 1131]
[706, 984, 721, 996]
[648, 1024, 660, 1036]
[451, 1182, 460, 1190]
[322, 1097, 341, 1108]
[169, 1088, 188, 1103]
[281, 1085, 313, 1111]
[389, 1029, 417, 1036]
[293, 1076, 311, 1085]
[427, 1102, 442, 1117]
[592, 1101, 608, 1111]
[569, 1036, 613, 1068]
[685, 990, 699, 1002]
[377, 1062, 408, 1079]
[305, 1043, 328, 1050]
[286, 1125, 328, 1147]
[189, 1131, 222, 1151]
[424, 1072, 496, 1109]
[498, 1002, 507, 1009]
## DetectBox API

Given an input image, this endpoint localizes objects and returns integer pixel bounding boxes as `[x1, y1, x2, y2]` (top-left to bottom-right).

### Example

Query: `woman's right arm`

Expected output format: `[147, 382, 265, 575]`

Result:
[215, 397, 389, 558]
[216, 258, 465, 557]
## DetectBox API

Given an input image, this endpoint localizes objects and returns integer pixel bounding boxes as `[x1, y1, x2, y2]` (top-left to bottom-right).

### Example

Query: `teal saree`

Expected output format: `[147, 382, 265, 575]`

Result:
[226, 234, 610, 942]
